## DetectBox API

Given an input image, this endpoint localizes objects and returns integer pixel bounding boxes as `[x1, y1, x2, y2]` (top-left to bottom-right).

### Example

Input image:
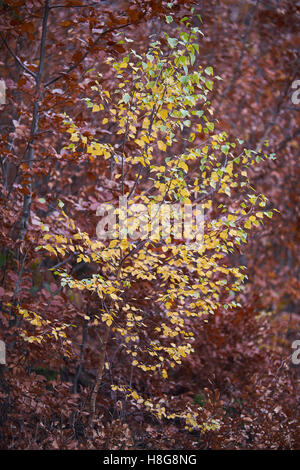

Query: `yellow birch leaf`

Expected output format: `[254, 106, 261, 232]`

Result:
[157, 140, 167, 151]
[211, 172, 219, 182]
[178, 161, 188, 172]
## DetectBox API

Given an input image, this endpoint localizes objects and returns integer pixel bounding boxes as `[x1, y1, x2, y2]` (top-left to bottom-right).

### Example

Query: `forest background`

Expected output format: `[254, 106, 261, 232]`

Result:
[0, 0, 299, 450]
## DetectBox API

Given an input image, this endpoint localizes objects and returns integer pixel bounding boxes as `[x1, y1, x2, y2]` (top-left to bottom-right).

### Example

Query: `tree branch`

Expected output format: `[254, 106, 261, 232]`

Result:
[0, 32, 37, 80]
[44, 23, 130, 88]
[88, 323, 110, 426]
[19, 0, 51, 241]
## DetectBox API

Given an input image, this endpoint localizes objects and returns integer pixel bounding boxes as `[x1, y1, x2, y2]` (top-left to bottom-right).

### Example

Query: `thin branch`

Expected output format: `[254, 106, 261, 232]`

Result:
[254, 72, 299, 152]
[73, 319, 88, 394]
[50, 252, 79, 271]
[36, 0, 50, 89]
[45, 23, 130, 88]
[50, 2, 101, 8]
[276, 128, 300, 153]
[88, 323, 110, 426]
[0, 33, 37, 80]
[214, 0, 260, 118]
[19, 0, 51, 241]
[8, 249, 28, 326]
[128, 165, 143, 199]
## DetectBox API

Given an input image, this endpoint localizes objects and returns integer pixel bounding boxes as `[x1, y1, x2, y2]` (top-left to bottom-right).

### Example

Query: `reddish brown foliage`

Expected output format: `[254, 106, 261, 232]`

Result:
[0, 0, 299, 449]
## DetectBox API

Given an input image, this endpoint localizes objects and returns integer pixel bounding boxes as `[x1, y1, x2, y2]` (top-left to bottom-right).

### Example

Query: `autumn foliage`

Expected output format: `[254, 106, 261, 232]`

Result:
[0, 0, 299, 450]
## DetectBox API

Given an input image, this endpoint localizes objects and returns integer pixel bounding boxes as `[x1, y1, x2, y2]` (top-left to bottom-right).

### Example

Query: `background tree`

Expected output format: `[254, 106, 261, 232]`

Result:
[0, 0, 299, 450]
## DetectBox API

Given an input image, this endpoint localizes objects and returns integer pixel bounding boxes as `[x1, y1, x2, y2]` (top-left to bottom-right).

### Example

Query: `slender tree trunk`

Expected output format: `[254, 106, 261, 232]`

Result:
[88, 324, 110, 427]
[19, 0, 50, 241]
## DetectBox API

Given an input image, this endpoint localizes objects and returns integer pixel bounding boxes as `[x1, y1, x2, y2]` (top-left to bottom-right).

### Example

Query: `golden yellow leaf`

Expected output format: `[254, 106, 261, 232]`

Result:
[178, 161, 188, 172]
[157, 140, 167, 151]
